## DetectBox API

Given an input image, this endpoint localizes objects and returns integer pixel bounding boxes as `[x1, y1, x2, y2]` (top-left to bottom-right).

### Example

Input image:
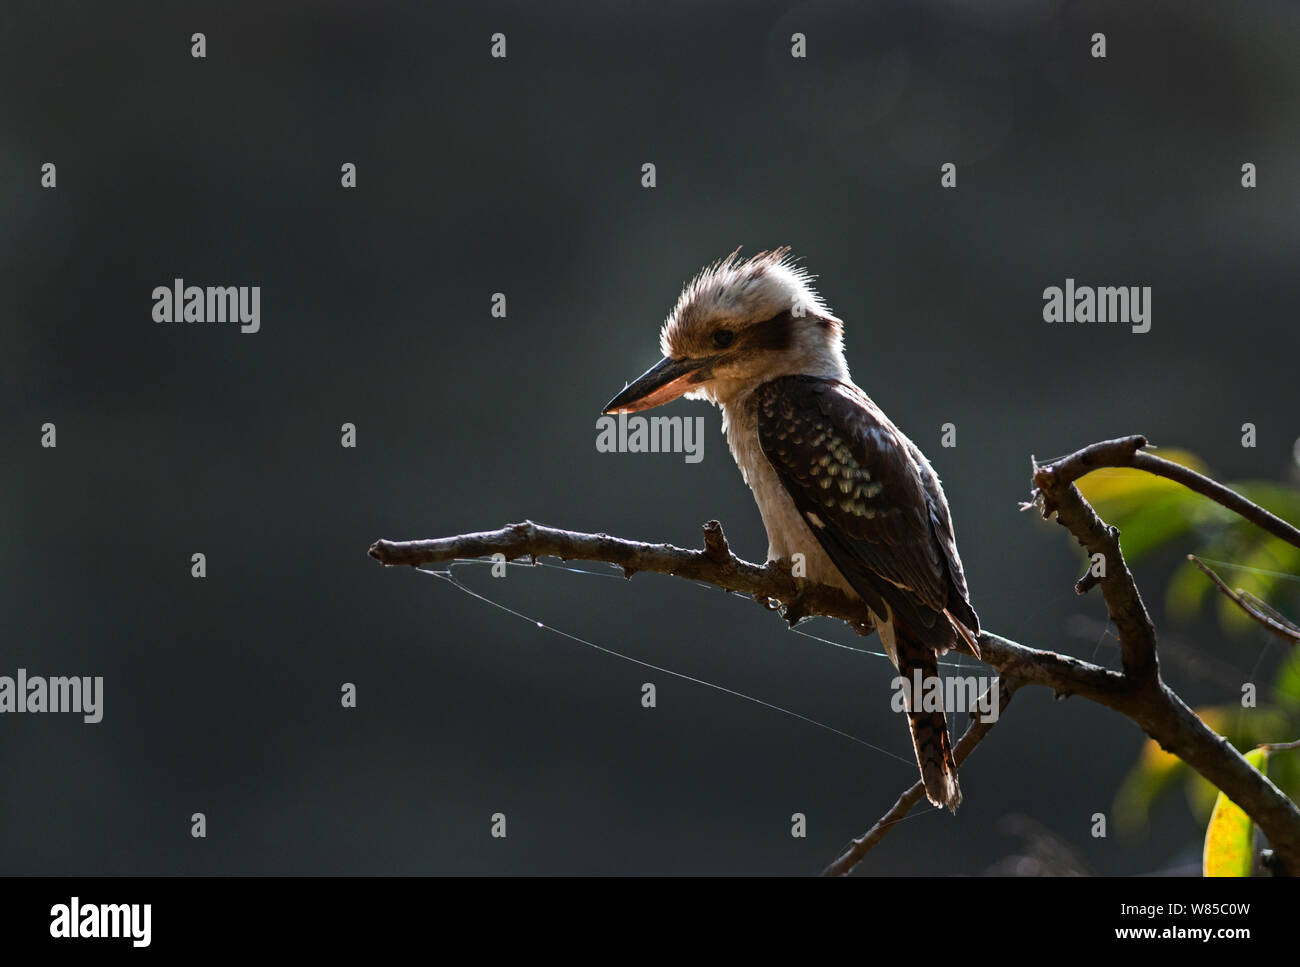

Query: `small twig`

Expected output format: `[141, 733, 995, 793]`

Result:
[1260, 739, 1300, 752]
[1189, 555, 1300, 644]
[1133, 451, 1300, 551]
[822, 677, 1018, 877]
[1076, 567, 1102, 595]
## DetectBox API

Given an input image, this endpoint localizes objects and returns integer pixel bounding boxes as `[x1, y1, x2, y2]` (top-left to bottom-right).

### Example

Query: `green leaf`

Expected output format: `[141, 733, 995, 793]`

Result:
[1231, 482, 1300, 525]
[1275, 655, 1300, 709]
[1202, 747, 1269, 877]
[1115, 737, 1187, 836]
[1076, 451, 1226, 563]
[1167, 555, 1213, 621]
[1108, 490, 1206, 561]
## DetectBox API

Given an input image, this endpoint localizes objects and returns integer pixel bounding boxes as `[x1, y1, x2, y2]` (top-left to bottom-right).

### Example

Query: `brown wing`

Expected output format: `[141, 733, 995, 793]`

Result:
[756, 375, 978, 651]
[907, 439, 980, 634]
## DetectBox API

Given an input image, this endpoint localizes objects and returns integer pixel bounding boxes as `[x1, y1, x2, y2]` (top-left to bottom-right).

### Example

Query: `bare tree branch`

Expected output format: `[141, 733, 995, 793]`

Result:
[1032, 435, 1300, 875]
[1260, 739, 1300, 753]
[1189, 555, 1300, 644]
[370, 524, 1128, 699]
[1039, 434, 1300, 551]
[369, 434, 1300, 876]
[371, 519, 871, 625]
[1032, 441, 1159, 684]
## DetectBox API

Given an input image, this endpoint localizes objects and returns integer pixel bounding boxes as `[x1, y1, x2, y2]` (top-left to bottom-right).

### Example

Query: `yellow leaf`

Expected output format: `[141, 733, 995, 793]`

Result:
[1202, 747, 1269, 877]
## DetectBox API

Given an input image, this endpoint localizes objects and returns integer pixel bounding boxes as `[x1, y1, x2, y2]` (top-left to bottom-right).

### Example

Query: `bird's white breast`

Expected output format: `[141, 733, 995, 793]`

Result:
[720, 390, 858, 597]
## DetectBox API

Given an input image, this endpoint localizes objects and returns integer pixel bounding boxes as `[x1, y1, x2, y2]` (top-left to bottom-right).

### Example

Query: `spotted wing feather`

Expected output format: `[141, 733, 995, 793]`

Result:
[756, 375, 979, 653]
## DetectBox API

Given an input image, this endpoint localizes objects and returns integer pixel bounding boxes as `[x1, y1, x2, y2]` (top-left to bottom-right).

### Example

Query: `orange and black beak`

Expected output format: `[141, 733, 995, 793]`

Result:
[602, 355, 711, 414]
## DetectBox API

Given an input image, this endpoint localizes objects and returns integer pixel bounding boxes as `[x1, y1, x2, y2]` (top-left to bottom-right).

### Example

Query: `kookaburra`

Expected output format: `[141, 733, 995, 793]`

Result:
[602, 247, 980, 812]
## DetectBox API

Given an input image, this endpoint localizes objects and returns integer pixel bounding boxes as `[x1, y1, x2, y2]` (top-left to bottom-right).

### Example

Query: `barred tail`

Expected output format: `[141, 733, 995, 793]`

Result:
[897, 637, 962, 814]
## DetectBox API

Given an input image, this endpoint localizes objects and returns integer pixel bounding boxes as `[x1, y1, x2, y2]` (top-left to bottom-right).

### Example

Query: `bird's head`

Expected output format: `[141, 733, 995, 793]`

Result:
[602, 247, 847, 414]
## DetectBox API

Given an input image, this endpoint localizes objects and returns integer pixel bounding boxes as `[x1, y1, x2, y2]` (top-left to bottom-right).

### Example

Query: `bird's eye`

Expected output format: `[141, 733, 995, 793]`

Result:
[712, 329, 735, 348]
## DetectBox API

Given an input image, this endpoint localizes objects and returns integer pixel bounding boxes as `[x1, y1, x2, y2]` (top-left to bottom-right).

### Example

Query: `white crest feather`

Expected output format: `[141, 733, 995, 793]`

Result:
[659, 247, 836, 357]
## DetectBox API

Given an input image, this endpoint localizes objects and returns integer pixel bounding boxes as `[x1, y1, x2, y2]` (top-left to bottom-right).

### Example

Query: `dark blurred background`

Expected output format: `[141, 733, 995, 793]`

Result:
[3, 0, 1299, 875]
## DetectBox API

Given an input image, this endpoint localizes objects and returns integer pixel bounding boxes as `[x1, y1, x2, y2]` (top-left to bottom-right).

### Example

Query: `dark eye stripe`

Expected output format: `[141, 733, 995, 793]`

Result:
[747, 310, 795, 351]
